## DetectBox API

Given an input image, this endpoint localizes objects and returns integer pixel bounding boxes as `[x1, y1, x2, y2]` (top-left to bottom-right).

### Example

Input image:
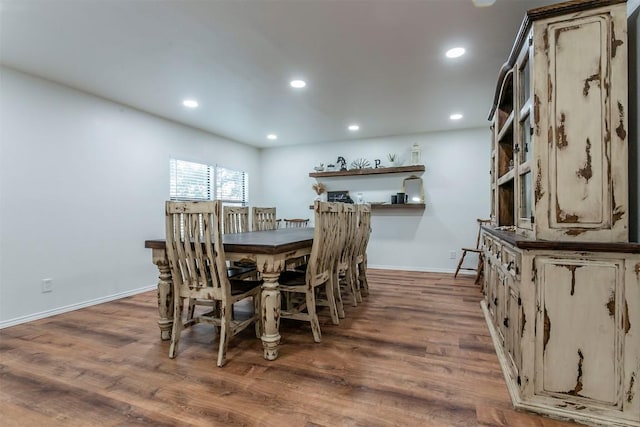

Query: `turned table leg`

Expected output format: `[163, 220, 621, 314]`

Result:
[259, 270, 281, 360]
[152, 248, 173, 341]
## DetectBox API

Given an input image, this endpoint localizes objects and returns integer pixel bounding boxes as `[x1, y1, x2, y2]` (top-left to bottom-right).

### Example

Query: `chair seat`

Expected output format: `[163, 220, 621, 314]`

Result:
[229, 279, 262, 296]
[293, 263, 307, 273]
[279, 270, 306, 286]
[227, 265, 257, 278]
[234, 260, 257, 268]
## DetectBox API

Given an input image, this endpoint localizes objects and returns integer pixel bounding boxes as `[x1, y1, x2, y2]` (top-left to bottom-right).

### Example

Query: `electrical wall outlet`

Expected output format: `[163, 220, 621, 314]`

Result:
[449, 250, 456, 259]
[42, 278, 53, 293]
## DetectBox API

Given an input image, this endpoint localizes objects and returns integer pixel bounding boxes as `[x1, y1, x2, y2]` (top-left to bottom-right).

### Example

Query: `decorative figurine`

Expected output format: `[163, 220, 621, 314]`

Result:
[350, 158, 371, 169]
[374, 159, 381, 168]
[337, 156, 347, 171]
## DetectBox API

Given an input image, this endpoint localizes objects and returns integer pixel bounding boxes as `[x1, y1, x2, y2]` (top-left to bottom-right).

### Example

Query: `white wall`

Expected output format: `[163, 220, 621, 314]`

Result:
[0, 67, 260, 325]
[257, 129, 490, 272]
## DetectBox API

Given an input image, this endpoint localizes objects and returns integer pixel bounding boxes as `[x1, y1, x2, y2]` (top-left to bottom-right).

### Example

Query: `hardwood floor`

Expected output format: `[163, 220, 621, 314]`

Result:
[0, 270, 580, 426]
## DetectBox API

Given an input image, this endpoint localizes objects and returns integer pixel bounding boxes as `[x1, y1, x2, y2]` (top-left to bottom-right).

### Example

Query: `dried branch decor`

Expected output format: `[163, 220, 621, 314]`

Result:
[312, 182, 327, 195]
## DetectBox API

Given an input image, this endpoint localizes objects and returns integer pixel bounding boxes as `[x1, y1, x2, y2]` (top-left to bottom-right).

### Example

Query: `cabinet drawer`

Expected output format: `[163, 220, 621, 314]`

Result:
[482, 234, 501, 260]
[501, 245, 521, 278]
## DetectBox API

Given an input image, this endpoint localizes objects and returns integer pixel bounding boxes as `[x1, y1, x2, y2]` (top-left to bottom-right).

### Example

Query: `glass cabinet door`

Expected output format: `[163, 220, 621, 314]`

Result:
[519, 170, 532, 220]
[491, 124, 496, 223]
[496, 70, 515, 226]
[515, 34, 533, 232]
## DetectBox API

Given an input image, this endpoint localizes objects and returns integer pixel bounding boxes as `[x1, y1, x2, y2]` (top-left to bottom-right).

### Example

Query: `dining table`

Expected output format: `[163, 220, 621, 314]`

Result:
[144, 227, 314, 360]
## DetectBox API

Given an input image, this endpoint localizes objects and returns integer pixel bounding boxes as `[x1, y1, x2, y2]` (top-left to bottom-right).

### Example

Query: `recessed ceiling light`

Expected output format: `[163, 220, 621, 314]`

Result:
[445, 47, 466, 59]
[182, 99, 199, 108]
[450, 113, 463, 120]
[348, 124, 360, 131]
[472, 0, 496, 7]
[290, 79, 307, 89]
[266, 134, 278, 140]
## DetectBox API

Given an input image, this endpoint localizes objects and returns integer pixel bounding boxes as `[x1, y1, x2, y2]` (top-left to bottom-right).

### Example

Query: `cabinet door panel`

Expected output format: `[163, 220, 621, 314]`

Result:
[546, 15, 610, 230]
[496, 270, 507, 346]
[506, 278, 521, 378]
[536, 256, 623, 406]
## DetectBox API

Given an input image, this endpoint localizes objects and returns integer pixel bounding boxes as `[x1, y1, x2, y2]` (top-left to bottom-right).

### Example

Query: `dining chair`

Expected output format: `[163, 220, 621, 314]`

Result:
[278, 201, 342, 341]
[284, 218, 310, 228]
[252, 207, 278, 231]
[223, 206, 249, 234]
[283, 218, 311, 269]
[454, 218, 491, 284]
[336, 203, 359, 308]
[165, 200, 262, 367]
[223, 206, 257, 278]
[353, 204, 372, 298]
[310, 202, 346, 321]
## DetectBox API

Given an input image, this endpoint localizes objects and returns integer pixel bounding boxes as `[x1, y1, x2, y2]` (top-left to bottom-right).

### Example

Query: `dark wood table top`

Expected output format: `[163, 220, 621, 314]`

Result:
[145, 227, 314, 255]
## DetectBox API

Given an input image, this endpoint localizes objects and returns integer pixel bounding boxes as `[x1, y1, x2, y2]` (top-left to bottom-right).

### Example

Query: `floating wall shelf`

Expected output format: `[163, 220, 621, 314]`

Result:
[309, 165, 425, 178]
[309, 203, 425, 211]
[370, 203, 425, 210]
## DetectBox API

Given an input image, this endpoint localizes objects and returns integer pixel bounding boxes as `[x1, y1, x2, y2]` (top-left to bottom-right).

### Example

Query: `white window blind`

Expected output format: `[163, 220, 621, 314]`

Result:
[169, 159, 248, 205]
[169, 159, 213, 201]
[215, 166, 248, 206]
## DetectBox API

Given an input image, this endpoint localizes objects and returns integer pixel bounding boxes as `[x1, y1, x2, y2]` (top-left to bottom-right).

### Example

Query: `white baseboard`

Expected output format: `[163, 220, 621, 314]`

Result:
[0, 284, 157, 329]
[0, 268, 474, 328]
[368, 264, 475, 275]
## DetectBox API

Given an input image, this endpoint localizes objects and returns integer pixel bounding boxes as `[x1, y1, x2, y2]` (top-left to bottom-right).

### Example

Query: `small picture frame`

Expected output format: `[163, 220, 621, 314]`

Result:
[327, 190, 353, 203]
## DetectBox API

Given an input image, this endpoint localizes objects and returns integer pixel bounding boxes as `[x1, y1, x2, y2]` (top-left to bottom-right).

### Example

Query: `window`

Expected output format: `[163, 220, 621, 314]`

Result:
[170, 159, 248, 206]
[215, 166, 247, 206]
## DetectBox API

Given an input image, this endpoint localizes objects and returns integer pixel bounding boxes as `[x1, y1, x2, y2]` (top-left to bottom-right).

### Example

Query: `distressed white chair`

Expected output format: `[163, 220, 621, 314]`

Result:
[223, 206, 249, 234]
[252, 207, 278, 231]
[353, 204, 372, 298]
[222, 206, 257, 278]
[284, 218, 311, 269]
[278, 201, 342, 341]
[336, 203, 359, 309]
[284, 218, 309, 228]
[165, 200, 262, 367]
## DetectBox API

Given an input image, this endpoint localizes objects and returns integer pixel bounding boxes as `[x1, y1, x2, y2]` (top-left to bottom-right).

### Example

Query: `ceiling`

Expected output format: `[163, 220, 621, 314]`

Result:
[0, 0, 557, 148]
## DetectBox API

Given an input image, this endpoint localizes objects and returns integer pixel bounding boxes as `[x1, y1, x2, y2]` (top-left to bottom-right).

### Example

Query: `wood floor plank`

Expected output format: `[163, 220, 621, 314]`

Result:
[0, 269, 580, 426]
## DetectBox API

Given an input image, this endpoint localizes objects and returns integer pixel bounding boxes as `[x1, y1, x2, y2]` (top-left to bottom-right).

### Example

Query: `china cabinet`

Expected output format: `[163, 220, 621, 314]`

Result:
[489, 0, 629, 242]
[482, 1, 639, 426]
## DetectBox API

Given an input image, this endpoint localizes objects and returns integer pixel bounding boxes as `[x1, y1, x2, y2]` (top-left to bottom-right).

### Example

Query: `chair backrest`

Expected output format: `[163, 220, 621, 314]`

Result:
[338, 204, 358, 268]
[306, 202, 341, 285]
[354, 204, 372, 259]
[252, 207, 277, 231]
[165, 200, 229, 300]
[223, 206, 249, 234]
[474, 218, 492, 249]
[284, 218, 310, 228]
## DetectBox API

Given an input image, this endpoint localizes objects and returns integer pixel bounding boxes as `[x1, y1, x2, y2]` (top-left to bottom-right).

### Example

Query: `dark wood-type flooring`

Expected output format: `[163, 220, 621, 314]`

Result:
[0, 270, 580, 426]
